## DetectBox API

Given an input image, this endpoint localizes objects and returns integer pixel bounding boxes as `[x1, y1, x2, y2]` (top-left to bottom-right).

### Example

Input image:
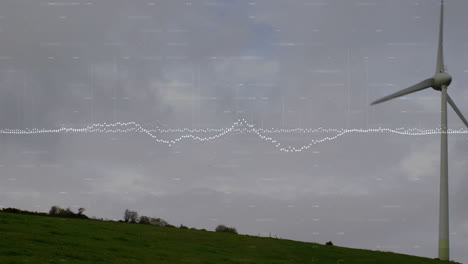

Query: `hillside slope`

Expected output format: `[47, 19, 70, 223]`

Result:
[0, 212, 458, 264]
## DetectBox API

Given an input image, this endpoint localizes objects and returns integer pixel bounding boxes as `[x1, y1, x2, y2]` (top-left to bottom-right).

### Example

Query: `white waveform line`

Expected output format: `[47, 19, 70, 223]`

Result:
[1, 119, 467, 152]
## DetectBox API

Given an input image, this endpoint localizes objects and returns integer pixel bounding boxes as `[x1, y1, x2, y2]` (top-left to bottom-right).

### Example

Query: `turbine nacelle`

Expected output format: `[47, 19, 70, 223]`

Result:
[432, 72, 452, 90]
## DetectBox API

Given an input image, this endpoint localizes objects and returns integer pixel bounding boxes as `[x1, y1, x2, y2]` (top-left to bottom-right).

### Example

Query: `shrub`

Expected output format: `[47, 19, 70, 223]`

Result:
[48, 206, 88, 219]
[179, 224, 188, 229]
[2, 208, 21, 214]
[1, 208, 48, 217]
[62, 208, 74, 217]
[139, 216, 151, 225]
[149, 217, 168, 227]
[215, 225, 238, 234]
[325, 241, 334, 246]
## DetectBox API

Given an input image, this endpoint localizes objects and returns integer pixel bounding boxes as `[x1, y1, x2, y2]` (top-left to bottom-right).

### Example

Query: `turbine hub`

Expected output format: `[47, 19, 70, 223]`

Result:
[433, 72, 452, 90]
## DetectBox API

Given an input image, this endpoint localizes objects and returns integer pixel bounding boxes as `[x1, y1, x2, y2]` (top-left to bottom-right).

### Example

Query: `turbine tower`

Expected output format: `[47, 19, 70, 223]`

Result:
[371, 0, 468, 260]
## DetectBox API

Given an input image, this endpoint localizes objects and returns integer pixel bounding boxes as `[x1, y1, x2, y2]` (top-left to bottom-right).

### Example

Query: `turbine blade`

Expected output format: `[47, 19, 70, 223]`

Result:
[447, 94, 468, 128]
[436, 0, 445, 73]
[370, 78, 434, 105]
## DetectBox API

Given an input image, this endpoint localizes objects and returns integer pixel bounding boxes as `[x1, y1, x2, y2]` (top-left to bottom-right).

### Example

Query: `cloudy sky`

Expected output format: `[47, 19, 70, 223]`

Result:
[0, 0, 468, 261]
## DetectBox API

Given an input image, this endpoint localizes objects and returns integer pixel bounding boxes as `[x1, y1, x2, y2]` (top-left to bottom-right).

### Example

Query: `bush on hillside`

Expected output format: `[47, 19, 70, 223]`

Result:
[139, 216, 151, 225]
[215, 225, 238, 234]
[325, 241, 334, 246]
[148, 217, 168, 227]
[48, 206, 88, 219]
[1, 207, 48, 217]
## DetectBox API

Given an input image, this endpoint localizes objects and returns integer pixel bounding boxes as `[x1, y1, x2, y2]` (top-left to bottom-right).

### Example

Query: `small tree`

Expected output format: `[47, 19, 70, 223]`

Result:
[49, 205, 62, 216]
[325, 241, 334, 246]
[78, 208, 85, 215]
[124, 209, 139, 223]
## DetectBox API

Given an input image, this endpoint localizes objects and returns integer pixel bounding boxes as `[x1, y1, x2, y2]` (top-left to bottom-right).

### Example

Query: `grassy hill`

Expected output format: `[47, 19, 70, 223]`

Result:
[0, 212, 460, 264]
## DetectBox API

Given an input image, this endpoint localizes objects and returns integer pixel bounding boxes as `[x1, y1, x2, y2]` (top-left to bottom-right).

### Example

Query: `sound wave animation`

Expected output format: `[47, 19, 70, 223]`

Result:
[1, 119, 467, 153]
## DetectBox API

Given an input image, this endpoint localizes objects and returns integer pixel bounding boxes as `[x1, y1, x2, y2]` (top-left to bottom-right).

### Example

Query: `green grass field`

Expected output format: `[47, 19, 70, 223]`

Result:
[0, 212, 459, 264]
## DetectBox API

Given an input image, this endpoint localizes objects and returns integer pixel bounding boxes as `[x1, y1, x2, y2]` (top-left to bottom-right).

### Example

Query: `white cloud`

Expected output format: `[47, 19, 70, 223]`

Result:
[400, 142, 439, 182]
[91, 168, 163, 196]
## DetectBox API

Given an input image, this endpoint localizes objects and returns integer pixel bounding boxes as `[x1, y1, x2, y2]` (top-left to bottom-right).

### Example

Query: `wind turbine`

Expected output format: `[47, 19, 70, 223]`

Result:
[370, 0, 468, 261]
